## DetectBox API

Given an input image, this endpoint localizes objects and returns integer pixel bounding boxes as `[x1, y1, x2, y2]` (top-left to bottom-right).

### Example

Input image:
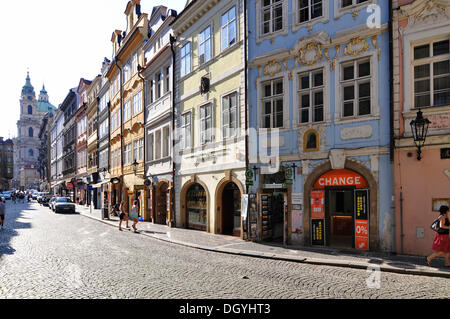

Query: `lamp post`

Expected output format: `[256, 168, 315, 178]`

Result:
[410, 109, 431, 161]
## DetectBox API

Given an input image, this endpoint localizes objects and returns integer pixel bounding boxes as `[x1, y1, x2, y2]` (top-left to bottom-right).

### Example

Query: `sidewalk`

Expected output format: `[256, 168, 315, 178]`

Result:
[75, 204, 450, 279]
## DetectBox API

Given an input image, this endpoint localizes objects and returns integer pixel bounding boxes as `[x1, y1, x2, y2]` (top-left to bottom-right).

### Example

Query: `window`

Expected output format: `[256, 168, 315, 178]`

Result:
[131, 52, 138, 75]
[298, 69, 324, 123]
[123, 101, 131, 122]
[28, 105, 33, 115]
[199, 104, 213, 144]
[165, 66, 171, 94]
[163, 126, 170, 158]
[133, 91, 143, 115]
[341, 0, 368, 8]
[199, 26, 212, 65]
[180, 42, 191, 77]
[181, 112, 192, 149]
[155, 73, 162, 100]
[123, 61, 131, 83]
[413, 39, 450, 108]
[99, 93, 108, 112]
[262, 0, 284, 35]
[124, 144, 131, 164]
[147, 79, 154, 105]
[298, 0, 322, 23]
[340, 58, 371, 117]
[222, 92, 238, 138]
[155, 130, 161, 160]
[261, 78, 284, 128]
[133, 138, 143, 161]
[99, 119, 109, 139]
[29, 127, 34, 137]
[29, 149, 34, 158]
[221, 6, 236, 51]
[147, 131, 154, 162]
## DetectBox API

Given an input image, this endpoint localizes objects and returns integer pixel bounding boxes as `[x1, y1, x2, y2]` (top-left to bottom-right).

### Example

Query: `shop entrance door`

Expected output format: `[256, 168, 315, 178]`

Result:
[221, 182, 241, 236]
[326, 188, 354, 249]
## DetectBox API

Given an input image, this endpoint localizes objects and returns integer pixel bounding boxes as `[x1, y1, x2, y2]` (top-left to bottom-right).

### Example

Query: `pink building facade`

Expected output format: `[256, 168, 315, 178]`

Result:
[392, 0, 450, 256]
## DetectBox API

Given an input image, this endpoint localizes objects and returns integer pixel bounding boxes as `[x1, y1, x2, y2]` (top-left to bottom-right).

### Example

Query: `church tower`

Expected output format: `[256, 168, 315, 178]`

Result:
[13, 72, 55, 190]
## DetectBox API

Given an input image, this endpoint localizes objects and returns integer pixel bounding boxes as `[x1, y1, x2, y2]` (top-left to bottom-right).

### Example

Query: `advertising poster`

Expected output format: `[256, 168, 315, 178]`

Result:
[355, 220, 369, 250]
[311, 219, 325, 246]
[310, 190, 324, 219]
[355, 189, 369, 250]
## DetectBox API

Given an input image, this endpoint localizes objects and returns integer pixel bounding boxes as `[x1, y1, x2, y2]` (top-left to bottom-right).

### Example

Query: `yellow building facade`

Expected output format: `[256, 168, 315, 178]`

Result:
[172, 0, 247, 236]
[107, 0, 148, 217]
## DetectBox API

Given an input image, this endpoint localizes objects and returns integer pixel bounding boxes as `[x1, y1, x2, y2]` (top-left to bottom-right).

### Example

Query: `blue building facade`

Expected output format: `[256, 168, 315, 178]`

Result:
[246, 0, 393, 252]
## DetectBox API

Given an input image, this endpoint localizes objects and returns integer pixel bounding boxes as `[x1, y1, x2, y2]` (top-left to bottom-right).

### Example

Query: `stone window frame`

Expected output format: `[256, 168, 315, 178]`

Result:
[220, 88, 240, 140]
[293, 60, 331, 126]
[292, 0, 330, 33]
[334, 48, 380, 124]
[256, 0, 289, 44]
[334, 0, 378, 20]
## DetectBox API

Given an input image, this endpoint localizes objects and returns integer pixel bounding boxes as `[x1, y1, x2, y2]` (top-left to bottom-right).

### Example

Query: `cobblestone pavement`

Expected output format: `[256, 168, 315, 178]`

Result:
[0, 202, 449, 299]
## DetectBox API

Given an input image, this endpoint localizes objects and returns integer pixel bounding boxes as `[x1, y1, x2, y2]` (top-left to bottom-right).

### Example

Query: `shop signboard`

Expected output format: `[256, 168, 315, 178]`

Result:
[311, 219, 325, 246]
[313, 169, 368, 189]
[284, 167, 293, 185]
[310, 190, 324, 219]
[245, 170, 254, 186]
[248, 194, 258, 239]
[355, 189, 369, 250]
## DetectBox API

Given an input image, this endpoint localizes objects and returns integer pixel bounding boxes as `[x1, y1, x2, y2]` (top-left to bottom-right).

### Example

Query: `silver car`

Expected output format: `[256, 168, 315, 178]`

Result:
[54, 197, 76, 214]
[49, 197, 57, 210]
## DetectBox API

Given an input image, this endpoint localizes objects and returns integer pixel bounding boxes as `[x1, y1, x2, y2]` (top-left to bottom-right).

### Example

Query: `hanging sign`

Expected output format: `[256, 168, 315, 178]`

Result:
[313, 169, 368, 189]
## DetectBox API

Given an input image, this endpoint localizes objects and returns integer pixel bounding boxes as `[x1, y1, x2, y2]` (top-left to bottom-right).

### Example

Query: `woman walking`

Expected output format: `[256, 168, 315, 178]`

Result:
[130, 200, 139, 233]
[118, 201, 129, 231]
[427, 205, 450, 267]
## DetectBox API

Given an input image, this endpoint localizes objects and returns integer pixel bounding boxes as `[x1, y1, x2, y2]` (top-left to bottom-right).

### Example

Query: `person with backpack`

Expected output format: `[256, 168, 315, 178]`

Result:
[427, 205, 450, 267]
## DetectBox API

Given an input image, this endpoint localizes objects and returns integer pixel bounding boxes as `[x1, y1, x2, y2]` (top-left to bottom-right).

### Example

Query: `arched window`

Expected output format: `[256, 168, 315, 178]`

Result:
[29, 127, 34, 137]
[304, 129, 319, 152]
[29, 149, 34, 158]
[28, 105, 33, 115]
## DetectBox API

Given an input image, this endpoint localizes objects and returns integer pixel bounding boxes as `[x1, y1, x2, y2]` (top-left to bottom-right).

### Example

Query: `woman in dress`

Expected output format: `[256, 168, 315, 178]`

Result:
[130, 200, 139, 233]
[427, 205, 450, 267]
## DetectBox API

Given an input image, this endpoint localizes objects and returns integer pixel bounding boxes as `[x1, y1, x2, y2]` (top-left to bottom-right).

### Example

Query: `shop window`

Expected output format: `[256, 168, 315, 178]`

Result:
[304, 129, 319, 151]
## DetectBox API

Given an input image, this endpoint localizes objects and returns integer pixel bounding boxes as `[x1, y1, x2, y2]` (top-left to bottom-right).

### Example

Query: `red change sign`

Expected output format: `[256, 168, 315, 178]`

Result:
[313, 169, 368, 189]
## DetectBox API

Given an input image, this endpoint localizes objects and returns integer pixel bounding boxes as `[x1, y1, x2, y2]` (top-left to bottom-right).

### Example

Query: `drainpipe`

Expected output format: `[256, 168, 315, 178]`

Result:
[244, 0, 249, 240]
[170, 34, 177, 228]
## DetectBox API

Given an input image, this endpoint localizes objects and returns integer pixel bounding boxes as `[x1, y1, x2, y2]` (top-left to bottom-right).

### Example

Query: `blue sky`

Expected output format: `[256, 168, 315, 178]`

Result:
[0, 0, 187, 139]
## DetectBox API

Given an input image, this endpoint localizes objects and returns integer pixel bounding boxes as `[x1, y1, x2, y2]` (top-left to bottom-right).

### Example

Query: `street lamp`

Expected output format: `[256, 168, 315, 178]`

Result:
[100, 167, 108, 180]
[410, 109, 431, 161]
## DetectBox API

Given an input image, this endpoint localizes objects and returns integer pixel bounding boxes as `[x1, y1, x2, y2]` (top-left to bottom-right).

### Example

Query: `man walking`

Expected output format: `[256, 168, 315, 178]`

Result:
[0, 198, 6, 229]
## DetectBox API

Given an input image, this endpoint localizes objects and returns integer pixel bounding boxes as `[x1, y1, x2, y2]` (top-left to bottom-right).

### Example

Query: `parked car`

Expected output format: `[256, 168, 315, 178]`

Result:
[1, 192, 11, 200]
[54, 197, 76, 214]
[42, 195, 52, 207]
[37, 193, 48, 204]
[49, 197, 57, 210]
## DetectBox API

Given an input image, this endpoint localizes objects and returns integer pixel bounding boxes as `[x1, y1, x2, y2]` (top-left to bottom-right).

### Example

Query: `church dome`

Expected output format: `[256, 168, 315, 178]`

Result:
[37, 84, 56, 114]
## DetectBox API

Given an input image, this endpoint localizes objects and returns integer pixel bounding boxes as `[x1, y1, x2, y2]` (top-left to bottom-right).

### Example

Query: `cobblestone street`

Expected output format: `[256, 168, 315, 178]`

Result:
[0, 201, 449, 299]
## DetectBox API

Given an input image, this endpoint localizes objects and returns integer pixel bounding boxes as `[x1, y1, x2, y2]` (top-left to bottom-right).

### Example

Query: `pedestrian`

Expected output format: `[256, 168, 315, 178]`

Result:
[130, 200, 139, 233]
[0, 198, 5, 229]
[118, 201, 129, 231]
[427, 205, 450, 267]
[12, 192, 16, 204]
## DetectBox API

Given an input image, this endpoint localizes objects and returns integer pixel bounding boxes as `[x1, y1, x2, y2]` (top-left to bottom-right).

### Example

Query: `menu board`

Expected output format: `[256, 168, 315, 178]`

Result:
[311, 219, 325, 246]
[355, 189, 369, 250]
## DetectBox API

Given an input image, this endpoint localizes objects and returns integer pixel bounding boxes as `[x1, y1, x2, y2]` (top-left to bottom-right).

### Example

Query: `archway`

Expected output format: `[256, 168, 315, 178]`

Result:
[181, 181, 209, 231]
[303, 159, 379, 251]
[155, 181, 169, 225]
[215, 177, 244, 237]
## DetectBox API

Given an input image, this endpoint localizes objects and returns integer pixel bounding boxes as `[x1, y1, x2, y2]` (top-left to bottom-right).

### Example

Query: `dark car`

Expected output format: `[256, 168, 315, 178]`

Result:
[54, 197, 76, 214]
